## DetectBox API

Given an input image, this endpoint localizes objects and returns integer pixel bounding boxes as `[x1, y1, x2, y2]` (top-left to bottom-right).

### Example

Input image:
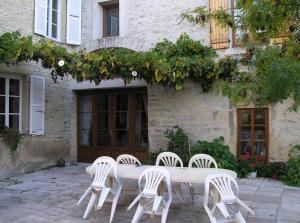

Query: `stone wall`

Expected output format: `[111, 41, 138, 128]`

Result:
[148, 81, 300, 162]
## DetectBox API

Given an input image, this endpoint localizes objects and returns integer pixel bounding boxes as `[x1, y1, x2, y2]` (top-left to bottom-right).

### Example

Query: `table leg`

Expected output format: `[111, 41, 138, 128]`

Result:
[109, 176, 113, 188]
[159, 181, 165, 196]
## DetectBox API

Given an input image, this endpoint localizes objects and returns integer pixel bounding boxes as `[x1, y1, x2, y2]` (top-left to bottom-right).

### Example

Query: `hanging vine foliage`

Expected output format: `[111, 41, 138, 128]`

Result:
[0, 31, 238, 92]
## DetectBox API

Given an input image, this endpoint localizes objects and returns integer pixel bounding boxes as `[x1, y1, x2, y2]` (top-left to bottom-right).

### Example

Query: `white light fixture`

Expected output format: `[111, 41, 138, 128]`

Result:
[58, 60, 65, 67]
[132, 71, 138, 77]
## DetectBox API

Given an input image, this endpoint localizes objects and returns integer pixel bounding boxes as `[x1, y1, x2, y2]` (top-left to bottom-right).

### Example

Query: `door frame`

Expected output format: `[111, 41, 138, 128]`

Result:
[76, 87, 148, 162]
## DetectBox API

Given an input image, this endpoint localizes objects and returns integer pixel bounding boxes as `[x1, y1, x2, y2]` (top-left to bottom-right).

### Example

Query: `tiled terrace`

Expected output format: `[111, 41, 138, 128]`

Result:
[0, 164, 299, 223]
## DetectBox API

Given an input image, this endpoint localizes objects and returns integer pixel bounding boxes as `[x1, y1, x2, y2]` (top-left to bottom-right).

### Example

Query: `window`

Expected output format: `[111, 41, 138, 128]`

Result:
[103, 3, 119, 37]
[0, 76, 22, 132]
[237, 108, 269, 161]
[47, 0, 60, 39]
[34, 0, 61, 41]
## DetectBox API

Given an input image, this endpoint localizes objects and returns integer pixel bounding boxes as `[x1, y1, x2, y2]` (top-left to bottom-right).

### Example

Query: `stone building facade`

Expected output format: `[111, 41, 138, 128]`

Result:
[0, 0, 299, 178]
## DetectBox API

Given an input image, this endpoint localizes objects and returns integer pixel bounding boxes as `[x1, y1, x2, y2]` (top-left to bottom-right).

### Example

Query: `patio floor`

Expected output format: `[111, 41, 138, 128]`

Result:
[0, 163, 299, 223]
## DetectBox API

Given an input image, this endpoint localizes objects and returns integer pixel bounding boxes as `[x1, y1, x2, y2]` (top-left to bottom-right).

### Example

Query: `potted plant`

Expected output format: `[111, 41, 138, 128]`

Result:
[247, 158, 257, 178]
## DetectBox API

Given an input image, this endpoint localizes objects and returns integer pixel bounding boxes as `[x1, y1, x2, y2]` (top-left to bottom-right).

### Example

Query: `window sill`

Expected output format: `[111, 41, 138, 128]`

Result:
[34, 33, 61, 43]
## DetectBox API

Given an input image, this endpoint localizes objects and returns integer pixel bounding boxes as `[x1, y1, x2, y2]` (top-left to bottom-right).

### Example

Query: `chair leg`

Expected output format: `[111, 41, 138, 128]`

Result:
[235, 211, 246, 223]
[174, 183, 185, 202]
[77, 186, 92, 206]
[132, 204, 144, 223]
[109, 187, 122, 223]
[83, 192, 97, 219]
[161, 207, 169, 223]
[188, 183, 194, 203]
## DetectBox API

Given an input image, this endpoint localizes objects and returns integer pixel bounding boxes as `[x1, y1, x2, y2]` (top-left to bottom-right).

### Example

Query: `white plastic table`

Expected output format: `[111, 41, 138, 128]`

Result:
[86, 164, 237, 184]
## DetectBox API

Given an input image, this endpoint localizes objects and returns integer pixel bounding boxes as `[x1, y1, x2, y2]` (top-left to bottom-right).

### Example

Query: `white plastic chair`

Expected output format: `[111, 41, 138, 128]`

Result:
[155, 152, 185, 202]
[188, 154, 218, 203]
[116, 154, 141, 165]
[127, 167, 172, 223]
[116, 154, 141, 192]
[77, 157, 122, 223]
[188, 154, 218, 169]
[204, 174, 255, 223]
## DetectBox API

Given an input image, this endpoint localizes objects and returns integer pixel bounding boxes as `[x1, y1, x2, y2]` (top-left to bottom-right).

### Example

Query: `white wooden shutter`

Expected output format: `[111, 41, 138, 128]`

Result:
[66, 0, 82, 45]
[29, 75, 45, 135]
[34, 0, 48, 36]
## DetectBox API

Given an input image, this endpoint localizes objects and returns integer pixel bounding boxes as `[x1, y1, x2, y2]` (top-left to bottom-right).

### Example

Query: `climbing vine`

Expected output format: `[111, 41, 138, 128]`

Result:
[181, 0, 300, 111]
[0, 31, 238, 92]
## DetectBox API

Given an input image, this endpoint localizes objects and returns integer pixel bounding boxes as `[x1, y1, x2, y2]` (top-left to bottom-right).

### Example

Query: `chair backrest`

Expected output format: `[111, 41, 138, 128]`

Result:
[205, 174, 238, 204]
[188, 154, 218, 168]
[91, 157, 120, 188]
[116, 154, 141, 165]
[155, 152, 183, 167]
[138, 166, 172, 198]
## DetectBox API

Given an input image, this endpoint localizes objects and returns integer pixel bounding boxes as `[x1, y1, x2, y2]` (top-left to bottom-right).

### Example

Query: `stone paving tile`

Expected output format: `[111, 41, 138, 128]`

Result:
[0, 164, 299, 223]
[277, 209, 300, 222]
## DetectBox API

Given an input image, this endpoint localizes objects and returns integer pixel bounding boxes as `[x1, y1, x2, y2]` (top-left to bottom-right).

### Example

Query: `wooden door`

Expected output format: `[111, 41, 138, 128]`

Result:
[77, 88, 148, 162]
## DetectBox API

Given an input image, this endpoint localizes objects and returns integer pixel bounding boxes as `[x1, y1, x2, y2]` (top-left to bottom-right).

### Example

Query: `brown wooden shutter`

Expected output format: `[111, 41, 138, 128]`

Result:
[271, 34, 289, 44]
[210, 0, 230, 49]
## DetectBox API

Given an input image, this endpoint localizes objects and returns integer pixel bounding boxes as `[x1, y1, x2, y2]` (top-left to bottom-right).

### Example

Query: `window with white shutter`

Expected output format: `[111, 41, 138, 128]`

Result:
[0, 75, 22, 132]
[29, 75, 45, 136]
[66, 0, 82, 45]
[34, 0, 48, 36]
[34, 0, 61, 41]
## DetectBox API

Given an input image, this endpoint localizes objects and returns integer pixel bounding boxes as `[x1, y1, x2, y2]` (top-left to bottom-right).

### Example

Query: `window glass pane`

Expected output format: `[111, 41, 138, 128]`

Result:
[96, 94, 108, 111]
[116, 112, 128, 129]
[135, 93, 148, 149]
[9, 115, 19, 130]
[9, 79, 20, 96]
[116, 94, 127, 111]
[241, 126, 251, 141]
[115, 130, 128, 147]
[79, 113, 92, 129]
[105, 6, 119, 36]
[51, 24, 57, 38]
[80, 130, 92, 146]
[254, 110, 265, 124]
[241, 111, 251, 125]
[0, 96, 5, 113]
[97, 131, 110, 146]
[9, 97, 19, 113]
[0, 77, 5, 95]
[254, 142, 266, 156]
[0, 115, 5, 130]
[52, 9, 58, 24]
[79, 96, 92, 146]
[97, 112, 108, 130]
[52, 0, 58, 10]
[240, 141, 251, 156]
[79, 96, 92, 112]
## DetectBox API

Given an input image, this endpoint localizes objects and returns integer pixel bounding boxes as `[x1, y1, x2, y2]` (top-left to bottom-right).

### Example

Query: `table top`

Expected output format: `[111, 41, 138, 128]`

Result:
[86, 164, 237, 184]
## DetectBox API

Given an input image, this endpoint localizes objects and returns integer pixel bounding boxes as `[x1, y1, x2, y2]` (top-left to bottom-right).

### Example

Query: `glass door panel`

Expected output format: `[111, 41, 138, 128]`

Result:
[79, 95, 93, 146]
[115, 94, 128, 148]
[135, 93, 149, 149]
[96, 94, 110, 147]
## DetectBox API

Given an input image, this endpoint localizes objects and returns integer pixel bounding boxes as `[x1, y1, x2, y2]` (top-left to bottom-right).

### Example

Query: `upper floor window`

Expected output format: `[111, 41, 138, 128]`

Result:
[103, 3, 119, 37]
[47, 0, 60, 40]
[34, 0, 82, 45]
[0, 76, 22, 132]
